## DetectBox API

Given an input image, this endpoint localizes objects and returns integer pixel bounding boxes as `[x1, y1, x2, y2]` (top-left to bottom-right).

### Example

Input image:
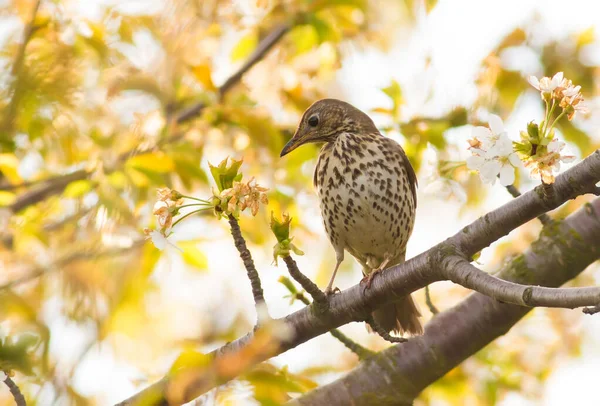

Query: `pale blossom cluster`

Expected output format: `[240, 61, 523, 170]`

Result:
[528, 72, 587, 120]
[523, 140, 575, 184]
[144, 188, 183, 250]
[218, 177, 269, 217]
[467, 115, 521, 186]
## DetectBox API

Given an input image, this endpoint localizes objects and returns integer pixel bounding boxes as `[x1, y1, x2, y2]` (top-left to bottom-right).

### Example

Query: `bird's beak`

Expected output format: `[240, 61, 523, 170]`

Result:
[280, 136, 302, 157]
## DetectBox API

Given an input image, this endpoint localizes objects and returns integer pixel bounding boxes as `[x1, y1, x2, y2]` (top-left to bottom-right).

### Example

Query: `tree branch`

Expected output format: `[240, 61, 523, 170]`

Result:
[443, 256, 600, 308]
[292, 195, 600, 405]
[504, 183, 552, 225]
[9, 22, 291, 213]
[227, 215, 267, 322]
[116, 150, 600, 405]
[0, 241, 144, 291]
[281, 255, 327, 307]
[365, 315, 407, 343]
[1, 0, 42, 139]
[3, 375, 26, 406]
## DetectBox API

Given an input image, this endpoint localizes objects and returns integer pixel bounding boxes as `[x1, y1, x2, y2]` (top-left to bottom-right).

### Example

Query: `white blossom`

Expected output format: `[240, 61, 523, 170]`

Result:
[467, 115, 521, 186]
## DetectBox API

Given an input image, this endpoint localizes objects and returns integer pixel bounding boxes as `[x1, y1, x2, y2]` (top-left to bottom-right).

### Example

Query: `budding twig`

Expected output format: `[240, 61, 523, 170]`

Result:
[365, 315, 407, 344]
[583, 304, 600, 315]
[227, 215, 267, 323]
[424, 285, 439, 315]
[293, 286, 374, 359]
[282, 256, 328, 308]
[3, 375, 26, 406]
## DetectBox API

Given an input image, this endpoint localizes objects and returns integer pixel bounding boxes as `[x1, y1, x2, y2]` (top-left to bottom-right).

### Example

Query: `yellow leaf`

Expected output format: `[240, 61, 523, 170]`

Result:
[0, 154, 22, 184]
[0, 191, 16, 206]
[127, 152, 175, 173]
[191, 64, 216, 91]
[179, 241, 208, 270]
[63, 180, 94, 198]
[231, 31, 258, 61]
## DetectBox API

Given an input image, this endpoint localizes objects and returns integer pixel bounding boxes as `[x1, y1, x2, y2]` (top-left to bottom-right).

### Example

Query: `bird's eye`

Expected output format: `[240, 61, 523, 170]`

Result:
[308, 115, 319, 127]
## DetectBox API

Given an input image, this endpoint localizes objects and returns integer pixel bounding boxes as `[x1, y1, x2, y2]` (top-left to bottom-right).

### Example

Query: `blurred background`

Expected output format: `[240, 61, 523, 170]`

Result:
[1, 0, 600, 404]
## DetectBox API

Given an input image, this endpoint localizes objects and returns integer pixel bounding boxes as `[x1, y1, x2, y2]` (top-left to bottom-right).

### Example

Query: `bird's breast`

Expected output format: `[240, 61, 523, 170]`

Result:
[314, 133, 416, 265]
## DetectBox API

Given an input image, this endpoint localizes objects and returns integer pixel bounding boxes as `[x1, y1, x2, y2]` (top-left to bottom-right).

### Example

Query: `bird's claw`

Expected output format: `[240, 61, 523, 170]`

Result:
[324, 286, 340, 296]
[360, 270, 380, 294]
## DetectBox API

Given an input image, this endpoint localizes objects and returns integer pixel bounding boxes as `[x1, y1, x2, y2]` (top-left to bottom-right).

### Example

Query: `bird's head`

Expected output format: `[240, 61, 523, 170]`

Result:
[280, 98, 377, 157]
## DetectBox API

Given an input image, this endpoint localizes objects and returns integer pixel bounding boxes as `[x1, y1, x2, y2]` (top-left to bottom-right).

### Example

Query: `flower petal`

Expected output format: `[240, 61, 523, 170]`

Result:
[508, 153, 522, 167]
[499, 164, 516, 186]
[488, 114, 504, 135]
[480, 160, 501, 183]
[527, 75, 540, 90]
[467, 155, 485, 170]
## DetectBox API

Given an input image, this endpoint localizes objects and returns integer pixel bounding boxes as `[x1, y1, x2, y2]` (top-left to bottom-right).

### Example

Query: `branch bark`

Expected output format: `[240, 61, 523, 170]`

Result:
[3, 375, 26, 406]
[292, 197, 600, 405]
[227, 215, 266, 321]
[116, 150, 600, 405]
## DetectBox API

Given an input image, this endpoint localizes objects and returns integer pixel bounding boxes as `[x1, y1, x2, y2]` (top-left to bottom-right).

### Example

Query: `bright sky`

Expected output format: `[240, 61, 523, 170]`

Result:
[7, 0, 600, 404]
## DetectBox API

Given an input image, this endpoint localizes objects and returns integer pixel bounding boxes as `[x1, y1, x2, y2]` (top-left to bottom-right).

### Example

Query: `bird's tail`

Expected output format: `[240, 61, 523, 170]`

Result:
[370, 294, 423, 336]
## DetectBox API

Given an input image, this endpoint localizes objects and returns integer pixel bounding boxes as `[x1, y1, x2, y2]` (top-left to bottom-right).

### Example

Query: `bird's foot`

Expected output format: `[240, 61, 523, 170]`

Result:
[324, 286, 341, 296]
[361, 268, 381, 291]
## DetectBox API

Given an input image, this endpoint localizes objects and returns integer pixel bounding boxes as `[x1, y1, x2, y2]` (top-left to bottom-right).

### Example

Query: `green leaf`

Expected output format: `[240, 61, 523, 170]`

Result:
[63, 180, 94, 198]
[179, 241, 208, 270]
[208, 157, 243, 192]
[231, 31, 258, 61]
[0, 191, 16, 206]
[127, 152, 175, 174]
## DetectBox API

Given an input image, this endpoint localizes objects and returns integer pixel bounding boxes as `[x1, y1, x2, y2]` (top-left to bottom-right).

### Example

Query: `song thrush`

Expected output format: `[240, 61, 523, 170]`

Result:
[280, 99, 422, 335]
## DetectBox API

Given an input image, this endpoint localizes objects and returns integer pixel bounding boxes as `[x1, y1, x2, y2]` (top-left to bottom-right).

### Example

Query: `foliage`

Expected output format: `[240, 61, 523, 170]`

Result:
[0, 0, 598, 404]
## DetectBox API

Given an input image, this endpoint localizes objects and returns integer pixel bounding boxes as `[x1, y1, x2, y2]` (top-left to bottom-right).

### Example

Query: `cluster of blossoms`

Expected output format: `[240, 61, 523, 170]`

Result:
[143, 188, 186, 250]
[209, 158, 269, 218]
[144, 158, 269, 250]
[212, 177, 269, 218]
[527, 72, 587, 120]
[467, 115, 521, 186]
[468, 72, 584, 186]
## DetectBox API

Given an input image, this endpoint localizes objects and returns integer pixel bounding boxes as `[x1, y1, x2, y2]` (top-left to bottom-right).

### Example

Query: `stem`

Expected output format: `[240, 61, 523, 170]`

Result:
[424, 285, 439, 315]
[3, 375, 26, 406]
[171, 207, 211, 228]
[282, 256, 328, 309]
[180, 195, 211, 203]
[227, 215, 267, 323]
[365, 315, 407, 344]
[545, 110, 567, 137]
[294, 287, 374, 359]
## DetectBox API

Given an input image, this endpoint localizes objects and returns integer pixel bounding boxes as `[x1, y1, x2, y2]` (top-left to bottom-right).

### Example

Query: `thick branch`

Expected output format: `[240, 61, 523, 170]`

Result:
[117, 150, 600, 405]
[292, 197, 600, 405]
[504, 183, 552, 225]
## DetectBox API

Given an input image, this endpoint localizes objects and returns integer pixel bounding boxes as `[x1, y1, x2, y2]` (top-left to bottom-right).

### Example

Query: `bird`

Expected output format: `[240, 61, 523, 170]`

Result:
[280, 98, 422, 335]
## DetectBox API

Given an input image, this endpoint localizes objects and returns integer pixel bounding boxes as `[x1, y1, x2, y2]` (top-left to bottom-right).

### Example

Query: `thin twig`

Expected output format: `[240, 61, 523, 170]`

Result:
[0, 241, 144, 291]
[504, 183, 552, 225]
[365, 315, 407, 344]
[295, 288, 374, 359]
[2, 0, 42, 135]
[424, 285, 439, 315]
[583, 304, 600, 315]
[282, 255, 328, 307]
[175, 23, 291, 124]
[3, 375, 26, 406]
[227, 215, 267, 321]
[10, 23, 291, 214]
